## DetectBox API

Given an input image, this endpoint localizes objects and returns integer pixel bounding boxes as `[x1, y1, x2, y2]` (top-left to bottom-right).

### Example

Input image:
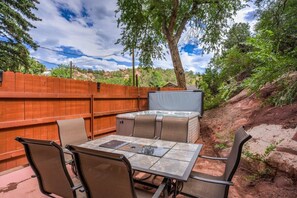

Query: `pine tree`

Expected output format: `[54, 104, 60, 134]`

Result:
[0, 0, 41, 72]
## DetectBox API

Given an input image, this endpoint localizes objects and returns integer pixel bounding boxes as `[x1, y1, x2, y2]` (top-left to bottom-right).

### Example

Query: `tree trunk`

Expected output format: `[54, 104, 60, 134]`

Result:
[168, 39, 186, 89]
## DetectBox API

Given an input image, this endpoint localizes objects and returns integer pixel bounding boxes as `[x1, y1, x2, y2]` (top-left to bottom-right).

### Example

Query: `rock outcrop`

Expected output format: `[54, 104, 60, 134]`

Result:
[201, 89, 297, 176]
[246, 124, 297, 175]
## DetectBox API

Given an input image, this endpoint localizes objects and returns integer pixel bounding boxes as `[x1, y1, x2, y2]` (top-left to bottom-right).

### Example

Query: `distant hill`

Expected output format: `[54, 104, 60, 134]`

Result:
[50, 65, 201, 88]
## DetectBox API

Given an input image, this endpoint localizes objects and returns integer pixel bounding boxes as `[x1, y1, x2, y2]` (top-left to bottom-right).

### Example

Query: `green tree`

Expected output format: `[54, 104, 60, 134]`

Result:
[243, 0, 297, 105]
[0, 56, 46, 74]
[51, 64, 71, 78]
[116, 0, 245, 88]
[0, 0, 41, 72]
[202, 23, 251, 97]
[255, 0, 297, 53]
[244, 31, 297, 91]
[149, 69, 165, 87]
[20, 57, 46, 74]
[223, 22, 251, 51]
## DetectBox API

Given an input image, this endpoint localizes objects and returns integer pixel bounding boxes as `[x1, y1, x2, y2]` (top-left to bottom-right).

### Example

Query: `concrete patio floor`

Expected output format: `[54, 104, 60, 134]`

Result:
[0, 166, 52, 198]
[0, 164, 88, 198]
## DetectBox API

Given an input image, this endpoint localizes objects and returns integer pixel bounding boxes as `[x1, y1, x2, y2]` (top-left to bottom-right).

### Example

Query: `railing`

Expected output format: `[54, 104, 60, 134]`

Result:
[0, 71, 181, 172]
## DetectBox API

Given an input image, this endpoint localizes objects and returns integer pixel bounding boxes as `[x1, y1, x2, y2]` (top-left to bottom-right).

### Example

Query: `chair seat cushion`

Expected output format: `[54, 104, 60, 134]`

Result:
[181, 171, 227, 198]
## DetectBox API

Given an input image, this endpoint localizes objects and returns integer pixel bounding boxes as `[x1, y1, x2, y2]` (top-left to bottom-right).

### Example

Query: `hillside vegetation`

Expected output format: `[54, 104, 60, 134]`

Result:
[51, 65, 200, 88]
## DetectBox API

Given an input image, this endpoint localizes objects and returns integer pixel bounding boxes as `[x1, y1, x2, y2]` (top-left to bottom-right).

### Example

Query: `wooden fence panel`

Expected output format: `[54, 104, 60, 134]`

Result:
[93, 115, 115, 136]
[0, 71, 182, 172]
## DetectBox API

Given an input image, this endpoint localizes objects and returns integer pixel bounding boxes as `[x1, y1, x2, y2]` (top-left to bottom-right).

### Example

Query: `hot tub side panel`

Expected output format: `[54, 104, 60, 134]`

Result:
[188, 117, 200, 143]
[116, 118, 134, 136]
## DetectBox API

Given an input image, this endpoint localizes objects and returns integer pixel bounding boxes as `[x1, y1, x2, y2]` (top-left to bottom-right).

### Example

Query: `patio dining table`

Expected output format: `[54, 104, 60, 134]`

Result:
[77, 135, 203, 196]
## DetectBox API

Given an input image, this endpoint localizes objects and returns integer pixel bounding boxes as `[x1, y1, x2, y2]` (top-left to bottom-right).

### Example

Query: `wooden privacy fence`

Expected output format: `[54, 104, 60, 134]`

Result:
[0, 71, 182, 172]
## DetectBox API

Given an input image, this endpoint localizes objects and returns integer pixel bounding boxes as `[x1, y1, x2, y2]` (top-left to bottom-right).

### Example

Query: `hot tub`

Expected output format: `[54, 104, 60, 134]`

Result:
[116, 90, 204, 143]
[116, 110, 200, 143]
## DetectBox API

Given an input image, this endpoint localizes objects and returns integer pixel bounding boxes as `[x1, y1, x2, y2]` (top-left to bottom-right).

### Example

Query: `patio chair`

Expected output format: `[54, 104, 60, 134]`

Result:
[133, 115, 157, 139]
[180, 126, 252, 198]
[57, 117, 89, 175]
[57, 118, 89, 147]
[66, 145, 168, 198]
[15, 137, 83, 198]
[160, 116, 188, 142]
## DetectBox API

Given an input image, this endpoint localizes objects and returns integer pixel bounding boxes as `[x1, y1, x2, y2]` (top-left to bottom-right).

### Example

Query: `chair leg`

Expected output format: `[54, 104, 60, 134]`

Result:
[71, 160, 78, 176]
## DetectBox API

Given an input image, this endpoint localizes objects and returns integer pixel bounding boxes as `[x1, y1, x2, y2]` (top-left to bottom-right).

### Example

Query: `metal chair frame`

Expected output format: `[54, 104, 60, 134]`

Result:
[15, 137, 82, 198]
[180, 126, 252, 198]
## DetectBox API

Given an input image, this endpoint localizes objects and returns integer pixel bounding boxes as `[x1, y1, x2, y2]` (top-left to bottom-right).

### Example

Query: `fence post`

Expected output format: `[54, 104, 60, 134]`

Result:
[136, 74, 140, 110]
[70, 61, 73, 79]
[91, 94, 94, 140]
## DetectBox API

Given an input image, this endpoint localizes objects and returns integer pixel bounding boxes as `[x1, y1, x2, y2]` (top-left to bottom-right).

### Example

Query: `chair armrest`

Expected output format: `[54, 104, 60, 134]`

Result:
[63, 148, 73, 155]
[190, 174, 233, 186]
[152, 178, 168, 198]
[63, 148, 74, 164]
[198, 155, 228, 161]
[72, 183, 83, 191]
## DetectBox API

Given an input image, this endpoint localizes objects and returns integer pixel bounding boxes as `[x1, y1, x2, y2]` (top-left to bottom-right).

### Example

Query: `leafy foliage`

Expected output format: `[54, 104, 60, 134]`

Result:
[51, 65, 71, 78]
[0, 0, 41, 71]
[197, 0, 297, 109]
[243, 31, 296, 91]
[243, 140, 282, 182]
[223, 22, 251, 50]
[214, 143, 228, 150]
[255, 0, 297, 53]
[21, 58, 46, 74]
[0, 57, 46, 74]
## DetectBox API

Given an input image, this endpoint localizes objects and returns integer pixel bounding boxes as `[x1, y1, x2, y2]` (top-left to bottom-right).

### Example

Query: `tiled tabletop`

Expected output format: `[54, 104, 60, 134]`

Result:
[78, 135, 202, 181]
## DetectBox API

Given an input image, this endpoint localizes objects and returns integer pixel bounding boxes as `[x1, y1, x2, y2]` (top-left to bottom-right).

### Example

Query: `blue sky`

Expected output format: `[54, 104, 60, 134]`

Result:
[28, 0, 257, 73]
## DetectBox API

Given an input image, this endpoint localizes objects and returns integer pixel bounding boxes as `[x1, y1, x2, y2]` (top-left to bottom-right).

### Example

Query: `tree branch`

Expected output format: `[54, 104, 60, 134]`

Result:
[162, 16, 170, 39]
[195, 0, 219, 4]
[174, 0, 220, 42]
[168, 0, 179, 33]
[174, 1, 198, 42]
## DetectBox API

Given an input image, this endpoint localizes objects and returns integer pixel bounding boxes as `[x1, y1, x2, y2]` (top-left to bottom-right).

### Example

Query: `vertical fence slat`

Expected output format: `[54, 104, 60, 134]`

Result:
[24, 73, 34, 92]
[15, 72, 24, 92]
[0, 72, 15, 92]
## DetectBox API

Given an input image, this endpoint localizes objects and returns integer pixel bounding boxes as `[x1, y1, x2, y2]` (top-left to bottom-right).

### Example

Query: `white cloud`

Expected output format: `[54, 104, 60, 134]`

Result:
[72, 56, 128, 71]
[233, 2, 258, 31]
[30, 0, 124, 63]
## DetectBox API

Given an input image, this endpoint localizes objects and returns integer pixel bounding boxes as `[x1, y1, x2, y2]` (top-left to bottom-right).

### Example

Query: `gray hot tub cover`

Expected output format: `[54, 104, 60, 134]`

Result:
[148, 90, 204, 116]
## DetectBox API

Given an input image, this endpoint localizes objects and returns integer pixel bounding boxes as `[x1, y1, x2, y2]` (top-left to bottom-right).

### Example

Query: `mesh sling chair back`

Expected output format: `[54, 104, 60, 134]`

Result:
[133, 115, 157, 139]
[133, 115, 158, 181]
[160, 116, 188, 142]
[15, 137, 82, 198]
[57, 118, 89, 175]
[57, 118, 89, 147]
[67, 145, 167, 198]
[181, 126, 252, 198]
